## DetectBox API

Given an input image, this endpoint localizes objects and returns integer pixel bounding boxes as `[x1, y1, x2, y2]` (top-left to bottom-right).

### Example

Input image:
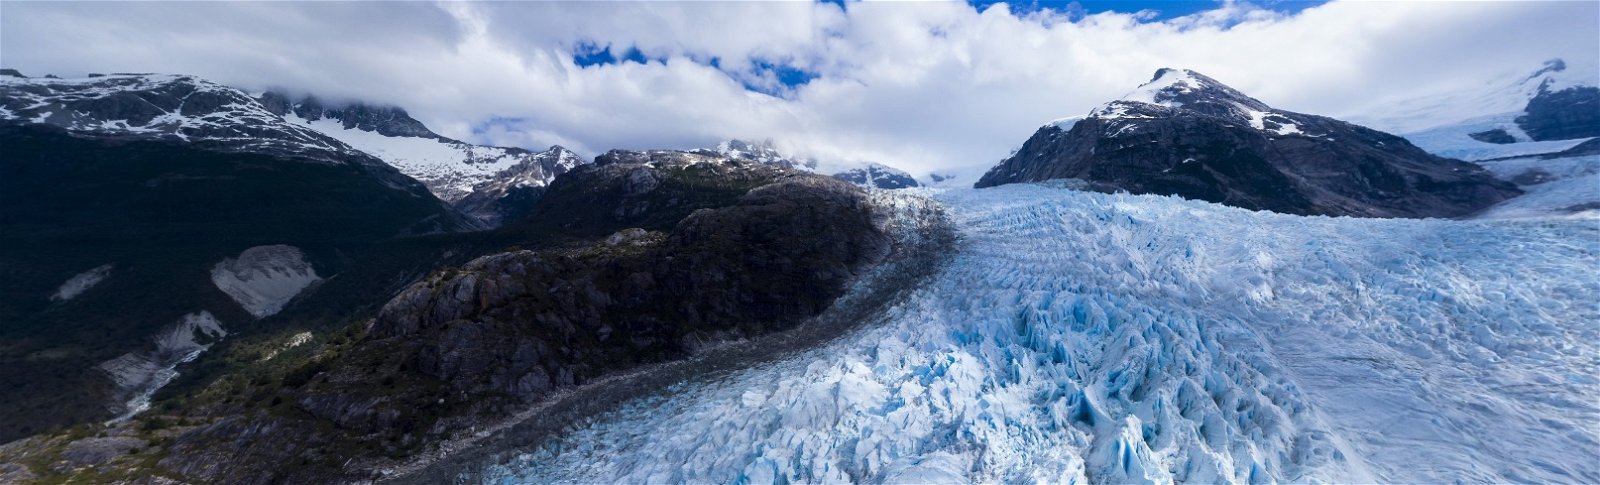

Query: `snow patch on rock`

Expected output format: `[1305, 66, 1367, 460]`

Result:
[51, 264, 113, 301]
[210, 245, 320, 319]
[97, 311, 227, 422]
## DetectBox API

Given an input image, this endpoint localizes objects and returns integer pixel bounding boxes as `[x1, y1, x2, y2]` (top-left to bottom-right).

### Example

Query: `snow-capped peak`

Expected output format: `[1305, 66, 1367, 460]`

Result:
[0, 72, 362, 162]
[1080, 68, 1310, 137]
[715, 139, 819, 171]
[268, 91, 590, 204]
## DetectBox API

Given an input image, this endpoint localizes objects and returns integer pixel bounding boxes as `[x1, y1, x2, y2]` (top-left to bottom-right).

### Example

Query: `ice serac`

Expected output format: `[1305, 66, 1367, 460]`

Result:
[975, 68, 1521, 218]
[210, 245, 320, 319]
[264, 91, 590, 225]
[97, 311, 227, 422]
[51, 264, 113, 301]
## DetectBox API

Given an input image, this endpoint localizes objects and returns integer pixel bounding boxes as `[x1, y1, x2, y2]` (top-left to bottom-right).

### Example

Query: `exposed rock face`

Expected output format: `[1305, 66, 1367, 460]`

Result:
[51, 264, 113, 301]
[97, 312, 226, 421]
[210, 245, 321, 319]
[1516, 85, 1600, 141]
[833, 163, 921, 189]
[1468, 128, 1517, 144]
[976, 69, 1521, 218]
[58, 436, 146, 469]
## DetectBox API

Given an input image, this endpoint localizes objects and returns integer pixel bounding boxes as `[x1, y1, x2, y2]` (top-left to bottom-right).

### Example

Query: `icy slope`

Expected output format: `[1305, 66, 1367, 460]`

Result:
[488, 184, 1598, 484]
[284, 114, 584, 203]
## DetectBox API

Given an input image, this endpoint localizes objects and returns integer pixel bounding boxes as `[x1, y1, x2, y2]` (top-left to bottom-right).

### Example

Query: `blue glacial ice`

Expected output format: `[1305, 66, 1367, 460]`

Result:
[487, 183, 1599, 484]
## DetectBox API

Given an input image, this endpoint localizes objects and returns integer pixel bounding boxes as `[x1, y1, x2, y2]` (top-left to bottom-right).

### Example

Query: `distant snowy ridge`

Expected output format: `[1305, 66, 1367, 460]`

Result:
[1351, 59, 1597, 135]
[832, 163, 920, 189]
[0, 73, 364, 164]
[1353, 59, 1600, 161]
[0, 71, 589, 226]
[266, 92, 588, 205]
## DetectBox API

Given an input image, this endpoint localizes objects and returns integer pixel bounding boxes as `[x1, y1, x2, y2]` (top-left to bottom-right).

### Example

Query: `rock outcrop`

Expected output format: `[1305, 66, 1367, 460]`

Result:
[143, 156, 915, 483]
[1516, 84, 1600, 141]
[833, 163, 921, 189]
[976, 69, 1520, 218]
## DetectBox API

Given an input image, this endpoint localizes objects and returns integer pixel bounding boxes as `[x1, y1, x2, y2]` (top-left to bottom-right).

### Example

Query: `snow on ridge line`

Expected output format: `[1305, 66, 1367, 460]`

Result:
[491, 184, 1599, 484]
[51, 264, 113, 301]
[210, 245, 320, 319]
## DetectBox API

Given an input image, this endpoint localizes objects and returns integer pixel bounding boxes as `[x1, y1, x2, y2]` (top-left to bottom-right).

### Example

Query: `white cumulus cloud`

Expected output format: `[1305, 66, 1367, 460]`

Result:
[2, 0, 1595, 179]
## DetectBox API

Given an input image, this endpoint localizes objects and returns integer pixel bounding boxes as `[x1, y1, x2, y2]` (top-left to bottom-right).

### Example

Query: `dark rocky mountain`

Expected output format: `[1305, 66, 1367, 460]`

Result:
[0, 73, 521, 442]
[0, 121, 484, 442]
[976, 68, 1521, 218]
[1516, 83, 1600, 141]
[0, 150, 950, 483]
[0, 71, 586, 227]
[833, 163, 921, 189]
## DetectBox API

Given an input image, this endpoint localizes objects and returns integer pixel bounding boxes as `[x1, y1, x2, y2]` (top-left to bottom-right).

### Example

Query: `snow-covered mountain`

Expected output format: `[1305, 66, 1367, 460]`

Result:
[976, 68, 1520, 218]
[832, 163, 920, 189]
[1352, 59, 1599, 161]
[0, 72, 367, 165]
[716, 139, 922, 189]
[261, 91, 587, 213]
[0, 70, 588, 226]
[715, 139, 818, 171]
[491, 183, 1599, 484]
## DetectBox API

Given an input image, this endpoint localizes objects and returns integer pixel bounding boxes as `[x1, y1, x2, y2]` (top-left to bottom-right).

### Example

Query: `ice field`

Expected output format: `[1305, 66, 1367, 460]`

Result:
[487, 183, 1599, 484]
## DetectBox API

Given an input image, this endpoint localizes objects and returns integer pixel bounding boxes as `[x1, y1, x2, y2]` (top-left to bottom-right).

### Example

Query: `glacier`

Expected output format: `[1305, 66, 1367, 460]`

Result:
[482, 183, 1598, 484]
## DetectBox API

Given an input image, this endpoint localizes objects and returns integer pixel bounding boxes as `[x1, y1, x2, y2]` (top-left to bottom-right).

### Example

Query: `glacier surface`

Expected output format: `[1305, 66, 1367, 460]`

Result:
[485, 184, 1598, 484]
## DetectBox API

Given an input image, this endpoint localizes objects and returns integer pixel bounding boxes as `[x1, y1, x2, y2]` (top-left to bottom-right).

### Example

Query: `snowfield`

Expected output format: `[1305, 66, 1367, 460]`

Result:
[487, 184, 1599, 484]
[210, 245, 320, 319]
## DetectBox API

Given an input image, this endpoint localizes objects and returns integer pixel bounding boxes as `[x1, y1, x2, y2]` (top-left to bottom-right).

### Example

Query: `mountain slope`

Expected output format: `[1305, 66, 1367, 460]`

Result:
[976, 69, 1520, 218]
[260, 92, 588, 225]
[0, 74, 485, 440]
[1364, 59, 1600, 162]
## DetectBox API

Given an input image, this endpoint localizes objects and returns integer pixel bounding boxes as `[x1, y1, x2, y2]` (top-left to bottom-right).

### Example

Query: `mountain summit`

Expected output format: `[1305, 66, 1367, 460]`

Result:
[975, 69, 1520, 218]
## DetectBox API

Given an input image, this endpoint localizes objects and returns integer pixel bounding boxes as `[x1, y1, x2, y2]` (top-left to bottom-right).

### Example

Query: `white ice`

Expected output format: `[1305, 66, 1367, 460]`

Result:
[488, 184, 1599, 484]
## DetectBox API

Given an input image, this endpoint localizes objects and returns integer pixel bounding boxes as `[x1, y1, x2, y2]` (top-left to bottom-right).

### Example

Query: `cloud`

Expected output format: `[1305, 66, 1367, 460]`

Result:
[2, 1, 1595, 177]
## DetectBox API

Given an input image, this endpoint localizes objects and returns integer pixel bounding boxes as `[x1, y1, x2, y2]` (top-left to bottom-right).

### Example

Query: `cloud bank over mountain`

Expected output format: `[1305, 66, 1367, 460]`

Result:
[3, 1, 1595, 175]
